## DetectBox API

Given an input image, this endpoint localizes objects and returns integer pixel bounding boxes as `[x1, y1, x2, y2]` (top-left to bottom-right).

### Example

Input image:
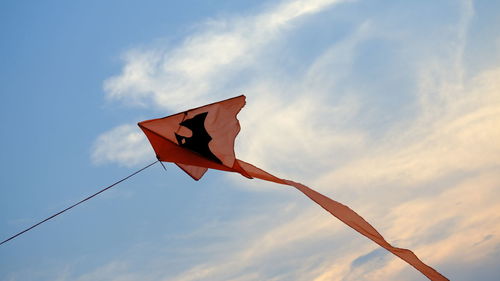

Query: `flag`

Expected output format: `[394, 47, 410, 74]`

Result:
[138, 95, 448, 281]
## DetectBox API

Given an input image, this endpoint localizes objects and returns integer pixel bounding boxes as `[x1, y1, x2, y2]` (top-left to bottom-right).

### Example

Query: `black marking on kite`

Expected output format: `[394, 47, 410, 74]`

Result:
[175, 112, 222, 164]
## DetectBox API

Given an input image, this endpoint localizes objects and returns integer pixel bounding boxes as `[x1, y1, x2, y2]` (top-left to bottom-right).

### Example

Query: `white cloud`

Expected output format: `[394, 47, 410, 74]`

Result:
[91, 124, 151, 167]
[103, 0, 346, 111]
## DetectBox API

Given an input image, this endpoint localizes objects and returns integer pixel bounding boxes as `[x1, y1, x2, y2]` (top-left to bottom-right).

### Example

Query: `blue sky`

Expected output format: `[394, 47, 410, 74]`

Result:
[1, 0, 500, 280]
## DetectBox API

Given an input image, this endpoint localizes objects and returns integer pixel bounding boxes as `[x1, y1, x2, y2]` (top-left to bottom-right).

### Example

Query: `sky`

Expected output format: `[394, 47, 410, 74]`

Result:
[1, 0, 499, 280]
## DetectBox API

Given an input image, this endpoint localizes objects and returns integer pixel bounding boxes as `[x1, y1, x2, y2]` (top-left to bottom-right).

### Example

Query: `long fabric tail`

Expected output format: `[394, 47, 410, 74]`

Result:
[235, 160, 449, 281]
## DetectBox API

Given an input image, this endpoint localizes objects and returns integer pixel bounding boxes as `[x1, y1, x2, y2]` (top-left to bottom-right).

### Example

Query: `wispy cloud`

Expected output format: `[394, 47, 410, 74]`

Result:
[91, 124, 151, 167]
[103, 0, 347, 111]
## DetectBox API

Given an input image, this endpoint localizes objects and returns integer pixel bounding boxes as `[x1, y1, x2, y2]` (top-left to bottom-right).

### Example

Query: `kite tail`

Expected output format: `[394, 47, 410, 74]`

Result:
[235, 160, 449, 281]
[284, 180, 449, 281]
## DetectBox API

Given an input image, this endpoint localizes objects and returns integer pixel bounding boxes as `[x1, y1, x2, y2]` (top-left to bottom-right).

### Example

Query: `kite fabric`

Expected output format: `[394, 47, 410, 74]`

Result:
[138, 95, 449, 281]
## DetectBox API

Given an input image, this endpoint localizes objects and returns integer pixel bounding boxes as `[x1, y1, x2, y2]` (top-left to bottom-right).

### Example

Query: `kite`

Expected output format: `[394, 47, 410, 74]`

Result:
[138, 95, 449, 281]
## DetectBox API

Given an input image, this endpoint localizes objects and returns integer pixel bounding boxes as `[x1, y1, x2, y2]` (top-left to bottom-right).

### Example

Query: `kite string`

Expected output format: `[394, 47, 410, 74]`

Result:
[0, 160, 159, 247]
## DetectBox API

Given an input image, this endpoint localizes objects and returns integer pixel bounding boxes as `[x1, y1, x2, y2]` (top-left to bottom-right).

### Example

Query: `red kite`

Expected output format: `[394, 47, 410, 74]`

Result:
[139, 95, 448, 281]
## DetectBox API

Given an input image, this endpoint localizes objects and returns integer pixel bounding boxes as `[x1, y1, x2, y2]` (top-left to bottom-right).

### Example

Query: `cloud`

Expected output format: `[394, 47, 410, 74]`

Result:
[91, 124, 151, 167]
[103, 0, 347, 111]
[320, 67, 500, 190]
[86, 0, 500, 280]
